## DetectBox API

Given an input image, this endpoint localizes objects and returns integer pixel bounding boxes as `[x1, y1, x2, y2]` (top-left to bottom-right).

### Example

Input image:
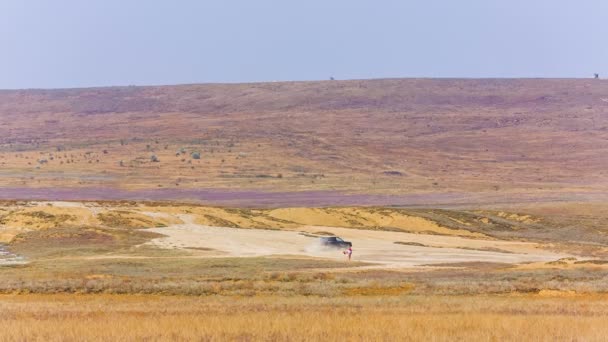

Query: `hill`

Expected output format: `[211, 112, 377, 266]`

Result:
[0, 78, 607, 206]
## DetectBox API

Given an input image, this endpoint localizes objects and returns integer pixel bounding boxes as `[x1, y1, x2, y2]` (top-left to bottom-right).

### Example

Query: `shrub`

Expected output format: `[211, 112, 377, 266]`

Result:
[191, 152, 201, 159]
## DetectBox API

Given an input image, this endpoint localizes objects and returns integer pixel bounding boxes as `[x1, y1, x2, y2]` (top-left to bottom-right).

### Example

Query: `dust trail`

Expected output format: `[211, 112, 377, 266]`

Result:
[304, 239, 349, 260]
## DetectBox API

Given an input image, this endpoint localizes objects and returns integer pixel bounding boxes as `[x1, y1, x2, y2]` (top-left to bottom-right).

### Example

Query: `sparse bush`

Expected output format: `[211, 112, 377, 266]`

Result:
[191, 152, 201, 159]
[150, 155, 159, 162]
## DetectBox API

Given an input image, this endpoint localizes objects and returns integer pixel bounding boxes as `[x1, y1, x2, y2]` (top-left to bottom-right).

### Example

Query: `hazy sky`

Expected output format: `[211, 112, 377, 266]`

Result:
[1, 0, 607, 89]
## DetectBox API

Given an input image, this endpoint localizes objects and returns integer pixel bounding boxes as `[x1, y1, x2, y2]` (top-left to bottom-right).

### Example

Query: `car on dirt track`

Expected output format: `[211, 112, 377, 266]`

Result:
[320, 236, 352, 248]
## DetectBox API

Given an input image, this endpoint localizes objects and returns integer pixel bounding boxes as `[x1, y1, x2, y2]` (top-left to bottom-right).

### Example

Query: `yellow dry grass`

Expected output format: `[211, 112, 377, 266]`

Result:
[266, 207, 483, 237]
[96, 209, 182, 228]
[0, 204, 179, 242]
[495, 211, 539, 224]
[189, 207, 291, 229]
[182, 206, 484, 236]
[0, 206, 98, 243]
[0, 202, 485, 241]
[1, 294, 607, 341]
[1, 206, 95, 229]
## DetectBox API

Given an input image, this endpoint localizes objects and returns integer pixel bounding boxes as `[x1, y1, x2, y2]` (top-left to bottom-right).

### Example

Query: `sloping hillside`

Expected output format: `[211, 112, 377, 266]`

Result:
[0, 78, 606, 205]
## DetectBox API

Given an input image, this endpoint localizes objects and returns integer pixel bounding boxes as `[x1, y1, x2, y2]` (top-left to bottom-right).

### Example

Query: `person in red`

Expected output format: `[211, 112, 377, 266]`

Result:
[343, 247, 353, 261]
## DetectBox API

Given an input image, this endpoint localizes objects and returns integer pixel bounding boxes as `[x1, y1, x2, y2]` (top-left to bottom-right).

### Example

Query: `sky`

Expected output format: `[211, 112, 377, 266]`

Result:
[0, 0, 607, 89]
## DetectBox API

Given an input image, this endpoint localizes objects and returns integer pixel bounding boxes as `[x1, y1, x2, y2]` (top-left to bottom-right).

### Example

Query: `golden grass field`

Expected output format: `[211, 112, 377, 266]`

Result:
[2, 294, 608, 341]
[1, 201, 608, 340]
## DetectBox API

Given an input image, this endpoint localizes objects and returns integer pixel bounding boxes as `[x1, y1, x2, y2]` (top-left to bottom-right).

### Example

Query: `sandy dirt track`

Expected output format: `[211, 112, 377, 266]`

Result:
[147, 215, 565, 268]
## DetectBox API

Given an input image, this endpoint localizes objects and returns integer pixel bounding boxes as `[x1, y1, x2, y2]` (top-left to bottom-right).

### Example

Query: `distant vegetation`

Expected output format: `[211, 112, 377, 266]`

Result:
[0, 79, 606, 201]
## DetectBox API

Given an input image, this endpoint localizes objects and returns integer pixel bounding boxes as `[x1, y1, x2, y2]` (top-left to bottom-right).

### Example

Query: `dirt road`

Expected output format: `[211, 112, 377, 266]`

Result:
[147, 215, 565, 268]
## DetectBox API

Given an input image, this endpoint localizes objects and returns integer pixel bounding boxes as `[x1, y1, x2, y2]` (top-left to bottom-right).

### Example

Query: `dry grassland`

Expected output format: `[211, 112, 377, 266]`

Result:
[2, 79, 608, 340]
[0, 202, 496, 243]
[1, 79, 607, 204]
[2, 201, 608, 340]
[1, 294, 608, 341]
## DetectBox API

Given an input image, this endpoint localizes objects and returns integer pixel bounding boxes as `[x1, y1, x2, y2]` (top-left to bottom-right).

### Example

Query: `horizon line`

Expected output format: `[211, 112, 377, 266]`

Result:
[0, 76, 602, 92]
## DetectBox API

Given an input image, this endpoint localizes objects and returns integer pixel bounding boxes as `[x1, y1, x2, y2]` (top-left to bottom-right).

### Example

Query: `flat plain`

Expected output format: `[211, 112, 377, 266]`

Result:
[1, 200, 608, 340]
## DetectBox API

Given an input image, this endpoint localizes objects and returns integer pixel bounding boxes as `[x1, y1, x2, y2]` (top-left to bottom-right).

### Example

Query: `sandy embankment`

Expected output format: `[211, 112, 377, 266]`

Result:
[147, 215, 565, 268]
[0, 202, 568, 268]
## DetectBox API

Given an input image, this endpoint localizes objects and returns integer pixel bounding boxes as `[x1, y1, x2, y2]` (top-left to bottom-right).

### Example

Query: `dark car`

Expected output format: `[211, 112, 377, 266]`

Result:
[320, 236, 352, 249]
